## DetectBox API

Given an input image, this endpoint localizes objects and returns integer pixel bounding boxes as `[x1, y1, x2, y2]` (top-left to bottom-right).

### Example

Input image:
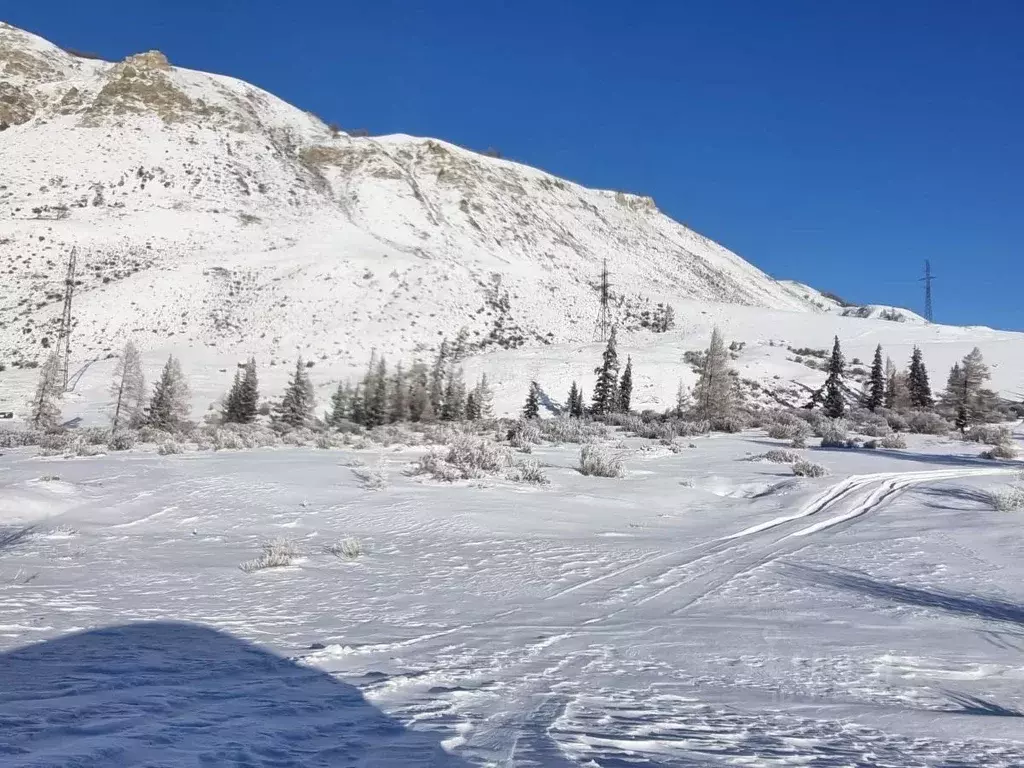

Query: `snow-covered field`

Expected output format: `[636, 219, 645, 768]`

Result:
[3, 429, 1024, 766]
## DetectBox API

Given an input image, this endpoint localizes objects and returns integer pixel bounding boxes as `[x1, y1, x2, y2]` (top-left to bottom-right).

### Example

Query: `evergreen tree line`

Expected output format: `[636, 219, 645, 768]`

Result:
[822, 336, 1000, 430]
[324, 339, 495, 430]
[547, 327, 636, 421]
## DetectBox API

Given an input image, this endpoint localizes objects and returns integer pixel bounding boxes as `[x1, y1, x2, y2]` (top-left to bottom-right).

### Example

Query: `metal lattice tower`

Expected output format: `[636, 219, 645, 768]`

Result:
[920, 259, 935, 322]
[56, 247, 77, 392]
[593, 258, 612, 342]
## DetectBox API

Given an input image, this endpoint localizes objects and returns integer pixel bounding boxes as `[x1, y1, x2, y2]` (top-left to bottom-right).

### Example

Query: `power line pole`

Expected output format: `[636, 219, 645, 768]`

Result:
[56, 247, 77, 392]
[593, 258, 612, 342]
[920, 259, 935, 322]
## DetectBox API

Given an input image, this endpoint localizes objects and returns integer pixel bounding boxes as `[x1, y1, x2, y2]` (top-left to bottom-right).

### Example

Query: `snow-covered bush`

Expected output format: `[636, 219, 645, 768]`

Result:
[880, 433, 908, 449]
[506, 419, 542, 451]
[280, 427, 318, 446]
[38, 431, 75, 452]
[325, 537, 364, 559]
[239, 538, 299, 572]
[157, 440, 183, 456]
[0, 430, 44, 449]
[710, 414, 747, 433]
[981, 443, 1019, 460]
[107, 431, 136, 451]
[578, 444, 625, 478]
[351, 457, 388, 490]
[767, 420, 810, 441]
[964, 425, 1013, 446]
[878, 408, 909, 433]
[137, 425, 176, 444]
[505, 459, 549, 485]
[790, 434, 808, 449]
[755, 449, 802, 464]
[367, 424, 422, 447]
[81, 427, 111, 446]
[538, 417, 608, 444]
[793, 460, 829, 478]
[849, 409, 892, 437]
[421, 423, 464, 446]
[906, 410, 951, 435]
[413, 436, 510, 481]
[819, 419, 852, 448]
[991, 485, 1024, 512]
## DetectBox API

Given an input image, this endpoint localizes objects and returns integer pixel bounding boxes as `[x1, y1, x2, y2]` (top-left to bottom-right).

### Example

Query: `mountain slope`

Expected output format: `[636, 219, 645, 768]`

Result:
[1, 21, 815, 377]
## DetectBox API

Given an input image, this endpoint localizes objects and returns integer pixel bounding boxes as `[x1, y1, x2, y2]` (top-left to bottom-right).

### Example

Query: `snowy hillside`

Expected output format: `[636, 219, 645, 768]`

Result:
[1, 20, 811, 377]
[780, 281, 928, 324]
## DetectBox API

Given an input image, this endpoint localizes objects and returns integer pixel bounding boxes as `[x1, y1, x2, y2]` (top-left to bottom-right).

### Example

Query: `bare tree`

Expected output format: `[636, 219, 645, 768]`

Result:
[110, 339, 145, 431]
[30, 352, 63, 429]
[693, 328, 733, 423]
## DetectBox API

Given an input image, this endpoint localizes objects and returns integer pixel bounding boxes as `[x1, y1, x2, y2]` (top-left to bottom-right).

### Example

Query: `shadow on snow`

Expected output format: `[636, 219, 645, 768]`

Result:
[0, 621, 471, 766]
[781, 562, 1024, 627]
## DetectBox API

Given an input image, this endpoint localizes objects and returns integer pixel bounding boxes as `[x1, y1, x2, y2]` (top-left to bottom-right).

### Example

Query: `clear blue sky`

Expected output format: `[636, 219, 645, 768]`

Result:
[8, 1, 1023, 329]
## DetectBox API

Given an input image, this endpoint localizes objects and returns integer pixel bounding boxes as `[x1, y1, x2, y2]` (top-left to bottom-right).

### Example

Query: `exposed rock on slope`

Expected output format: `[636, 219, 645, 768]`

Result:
[1, 21, 815, 374]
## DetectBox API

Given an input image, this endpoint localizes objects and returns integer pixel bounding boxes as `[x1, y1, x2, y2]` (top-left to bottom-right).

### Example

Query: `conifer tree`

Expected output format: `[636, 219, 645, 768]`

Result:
[907, 347, 933, 409]
[429, 340, 450, 415]
[945, 347, 997, 427]
[618, 356, 633, 413]
[450, 327, 471, 363]
[865, 345, 886, 412]
[388, 363, 410, 423]
[591, 326, 620, 416]
[567, 381, 583, 418]
[474, 374, 495, 419]
[884, 357, 898, 410]
[148, 355, 191, 431]
[350, 382, 365, 426]
[223, 369, 243, 423]
[408, 363, 432, 422]
[822, 336, 845, 419]
[442, 367, 468, 421]
[693, 327, 733, 423]
[366, 358, 389, 428]
[675, 380, 690, 417]
[30, 352, 64, 430]
[110, 339, 145, 431]
[237, 358, 259, 423]
[327, 380, 350, 426]
[275, 358, 314, 429]
[465, 391, 480, 421]
[523, 381, 541, 419]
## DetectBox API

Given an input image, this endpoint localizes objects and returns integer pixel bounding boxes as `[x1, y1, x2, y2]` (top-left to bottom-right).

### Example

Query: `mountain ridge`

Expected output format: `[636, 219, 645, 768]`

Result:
[0, 20, 821, 373]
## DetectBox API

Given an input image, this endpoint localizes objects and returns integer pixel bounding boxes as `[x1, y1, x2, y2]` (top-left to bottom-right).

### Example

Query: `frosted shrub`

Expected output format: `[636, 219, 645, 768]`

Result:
[137, 425, 175, 444]
[850, 409, 892, 437]
[538, 417, 608, 444]
[421, 423, 464, 446]
[793, 460, 829, 478]
[506, 459, 549, 485]
[767, 421, 808, 441]
[325, 537, 364, 559]
[756, 449, 802, 464]
[819, 419, 852, 448]
[157, 440, 183, 456]
[239, 538, 299, 572]
[878, 408, 909, 433]
[368, 424, 421, 447]
[790, 434, 808, 449]
[578, 444, 625, 478]
[351, 456, 388, 490]
[880, 433, 908, 449]
[965, 425, 1013, 446]
[981, 443, 1019, 460]
[710, 414, 747, 433]
[991, 485, 1024, 512]
[906, 410, 951, 435]
[81, 427, 111, 446]
[108, 431, 136, 451]
[506, 419, 542, 451]
[38, 431, 75, 452]
[0, 430, 44, 449]
[281, 427, 317, 446]
[413, 436, 511, 481]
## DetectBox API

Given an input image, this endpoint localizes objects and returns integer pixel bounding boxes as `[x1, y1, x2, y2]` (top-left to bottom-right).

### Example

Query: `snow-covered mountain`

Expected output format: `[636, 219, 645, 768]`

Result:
[2, 22, 1021, 423]
[1, 20, 815, 372]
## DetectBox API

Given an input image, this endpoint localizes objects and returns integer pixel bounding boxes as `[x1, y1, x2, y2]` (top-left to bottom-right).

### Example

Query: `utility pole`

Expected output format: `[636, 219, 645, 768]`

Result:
[56, 247, 77, 392]
[920, 259, 935, 323]
[593, 258, 612, 342]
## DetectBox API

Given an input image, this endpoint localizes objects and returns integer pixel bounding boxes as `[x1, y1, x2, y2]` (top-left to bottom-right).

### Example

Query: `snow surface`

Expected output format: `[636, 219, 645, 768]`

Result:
[3, 429, 1024, 765]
